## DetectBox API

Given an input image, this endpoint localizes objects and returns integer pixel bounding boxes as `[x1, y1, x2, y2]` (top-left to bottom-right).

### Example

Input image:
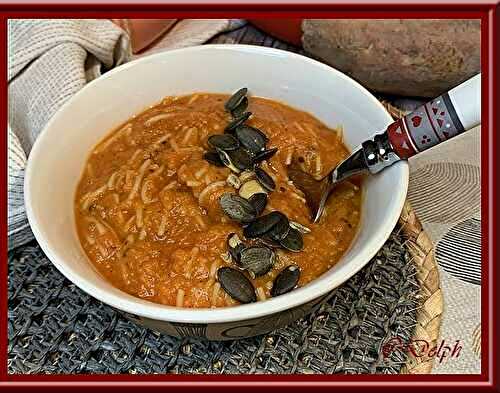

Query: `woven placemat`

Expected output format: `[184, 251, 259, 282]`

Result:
[7, 202, 442, 374]
[6, 227, 409, 374]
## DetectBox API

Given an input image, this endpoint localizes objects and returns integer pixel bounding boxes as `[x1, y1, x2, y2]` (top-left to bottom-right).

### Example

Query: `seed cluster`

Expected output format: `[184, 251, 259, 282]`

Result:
[203, 88, 310, 304]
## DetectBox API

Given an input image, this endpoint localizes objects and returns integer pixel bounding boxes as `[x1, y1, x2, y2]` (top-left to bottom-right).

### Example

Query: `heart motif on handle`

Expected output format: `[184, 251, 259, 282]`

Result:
[411, 115, 422, 127]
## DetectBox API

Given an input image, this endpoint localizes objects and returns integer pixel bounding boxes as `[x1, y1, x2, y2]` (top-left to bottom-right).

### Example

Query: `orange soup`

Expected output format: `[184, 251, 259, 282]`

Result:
[75, 90, 361, 308]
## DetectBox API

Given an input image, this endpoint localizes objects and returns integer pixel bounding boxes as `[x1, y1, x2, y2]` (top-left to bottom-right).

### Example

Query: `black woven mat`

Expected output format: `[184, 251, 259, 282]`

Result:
[8, 228, 419, 374]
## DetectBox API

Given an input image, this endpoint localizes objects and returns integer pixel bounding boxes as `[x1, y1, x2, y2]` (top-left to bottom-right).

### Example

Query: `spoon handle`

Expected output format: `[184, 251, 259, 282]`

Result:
[300, 74, 480, 222]
[386, 73, 481, 160]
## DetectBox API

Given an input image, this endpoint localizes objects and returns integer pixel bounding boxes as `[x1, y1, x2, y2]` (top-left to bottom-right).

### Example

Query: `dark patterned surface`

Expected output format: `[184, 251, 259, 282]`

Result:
[8, 230, 419, 374]
[436, 218, 481, 285]
[210, 23, 304, 53]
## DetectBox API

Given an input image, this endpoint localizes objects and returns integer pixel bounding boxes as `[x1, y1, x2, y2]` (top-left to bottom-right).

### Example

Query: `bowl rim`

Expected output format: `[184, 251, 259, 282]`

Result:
[25, 44, 409, 324]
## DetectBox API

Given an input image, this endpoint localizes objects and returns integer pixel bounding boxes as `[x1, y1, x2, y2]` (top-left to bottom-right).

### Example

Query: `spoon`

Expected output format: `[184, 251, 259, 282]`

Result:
[288, 73, 481, 223]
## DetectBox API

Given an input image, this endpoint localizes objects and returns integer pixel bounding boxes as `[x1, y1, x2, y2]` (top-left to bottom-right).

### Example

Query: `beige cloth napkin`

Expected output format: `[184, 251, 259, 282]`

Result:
[407, 126, 481, 374]
[8, 19, 131, 249]
[7, 19, 244, 250]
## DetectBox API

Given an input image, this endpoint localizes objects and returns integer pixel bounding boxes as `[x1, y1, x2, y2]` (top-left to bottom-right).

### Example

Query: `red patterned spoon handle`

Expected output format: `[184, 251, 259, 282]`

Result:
[314, 74, 480, 221]
[386, 74, 481, 159]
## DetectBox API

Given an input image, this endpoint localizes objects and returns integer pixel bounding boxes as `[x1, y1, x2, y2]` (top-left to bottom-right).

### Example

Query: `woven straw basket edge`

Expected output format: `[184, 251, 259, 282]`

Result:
[381, 101, 444, 374]
[399, 202, 443, 374]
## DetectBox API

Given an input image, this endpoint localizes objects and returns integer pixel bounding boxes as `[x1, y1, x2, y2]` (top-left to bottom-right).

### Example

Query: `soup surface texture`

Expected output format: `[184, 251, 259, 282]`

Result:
[75, 93, 361, 308]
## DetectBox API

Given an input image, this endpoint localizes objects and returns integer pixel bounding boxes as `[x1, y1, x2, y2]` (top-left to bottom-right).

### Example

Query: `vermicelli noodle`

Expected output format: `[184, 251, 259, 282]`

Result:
[74, 92, 361, 308]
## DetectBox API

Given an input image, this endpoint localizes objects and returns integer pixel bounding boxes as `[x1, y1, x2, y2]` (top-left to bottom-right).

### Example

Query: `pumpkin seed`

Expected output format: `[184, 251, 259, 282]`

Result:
[268, 214, 290, 241]
[254, 147, 278, 163]
[279, 228, 304, 252]
[255, 167, 276, 191]
[243, 211, 284, 239]
[259, 234, 282, 248]
[248, 193, 267, 215]
[239, 179, 267, 200]
[208, 134, 239, 151]
[290, 221, 311, 234]
[227, 233, 245, 263]
[217, 267, 256, 303]
[227, 232, 243, 249]
[226, 173, 242, 189]
[217, 149, 241, 173]
[231, 96, 248, 118]
[224, 88, 248, 112]
[271, 265, 300, 297]
[247, 125, 268, 143]
[203, 151, 225, 167]
[239, 246, 275, 277]
[225, 112, 252, 133]
[239, 170, 256, 183]
[219, 193, 257, 223]
[235, 125, 267, 154]
[230, 245, 246, 264]
[227, 148, 254, 171]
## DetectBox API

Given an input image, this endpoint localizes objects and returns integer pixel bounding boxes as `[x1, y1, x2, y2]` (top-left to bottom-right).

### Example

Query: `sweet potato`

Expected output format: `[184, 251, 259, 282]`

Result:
[302, 19, 480, 97]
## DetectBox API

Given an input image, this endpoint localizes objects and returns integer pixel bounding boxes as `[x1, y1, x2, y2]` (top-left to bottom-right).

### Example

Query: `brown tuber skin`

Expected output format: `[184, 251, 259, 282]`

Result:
[302, 19, 480, 97]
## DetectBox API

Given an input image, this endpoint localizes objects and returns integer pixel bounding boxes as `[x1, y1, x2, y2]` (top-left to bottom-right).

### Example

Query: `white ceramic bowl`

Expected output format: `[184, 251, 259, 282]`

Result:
[25, 45, 408, 340]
